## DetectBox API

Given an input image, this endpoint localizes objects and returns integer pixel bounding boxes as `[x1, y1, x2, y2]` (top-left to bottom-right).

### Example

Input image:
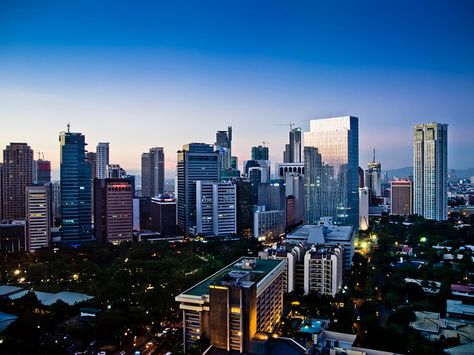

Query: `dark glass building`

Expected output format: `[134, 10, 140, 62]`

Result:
[59, 127, 92, 242]
[251, 145, 269, 161]
[177, 143, 220, 235]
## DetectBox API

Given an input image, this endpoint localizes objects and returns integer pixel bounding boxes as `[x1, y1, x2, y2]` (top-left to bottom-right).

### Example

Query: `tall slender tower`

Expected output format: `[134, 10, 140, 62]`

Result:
[1, 143, 33, 220]
[96, 142, 110, 179]
[215, 126, 232, 171]
[283, 127, 302, 163]
[366, 148, 382, 198]
[413, 123, 448, 220]
[177, 143, 220, 235]
[59, 125, 92, 241]
[304, 116, 359, 227]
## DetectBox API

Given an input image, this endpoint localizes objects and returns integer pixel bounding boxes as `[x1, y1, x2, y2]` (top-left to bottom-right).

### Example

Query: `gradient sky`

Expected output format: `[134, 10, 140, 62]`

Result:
[1, 0, 473, 177]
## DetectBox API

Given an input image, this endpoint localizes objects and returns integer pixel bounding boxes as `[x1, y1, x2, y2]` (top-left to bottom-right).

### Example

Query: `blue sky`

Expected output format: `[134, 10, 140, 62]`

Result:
[1, 0, 473, 175]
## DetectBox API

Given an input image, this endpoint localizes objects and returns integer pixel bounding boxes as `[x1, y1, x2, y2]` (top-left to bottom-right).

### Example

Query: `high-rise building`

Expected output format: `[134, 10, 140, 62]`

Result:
[303, 245, 343, 296]
[175, 257, 286, 353]
[413, 123, 448, 220]
[59, 126, 92, 242]
[94, 178, 133, 243]
[26, 185, 51, 252]
[141, 147, 165, 197]
[215, 126, 232, 171]
[177, 143, 220, 235]
[33, 158, 51, 184]
[275, 162, 304, 179]
[196, 181, 236, 236]
[235, 179, 253, 237]
[96, 143, 109, 179]
[304, 116, 359, 227]
[285, 172, 305, 225]
[283, 127, 302, 163]
[150, 195, 176, 236]
[1, 143, 33, 220]
[253, 206, 285, 241]
[251, 145, 269, 161]
[365, 148, 382, 199]
[391, 179, 413, 216]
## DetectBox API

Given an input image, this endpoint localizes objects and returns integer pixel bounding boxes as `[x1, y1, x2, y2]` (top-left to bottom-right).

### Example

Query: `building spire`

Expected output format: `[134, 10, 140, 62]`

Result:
[373, 148, 376, 162]
[67, 122, 71, 133]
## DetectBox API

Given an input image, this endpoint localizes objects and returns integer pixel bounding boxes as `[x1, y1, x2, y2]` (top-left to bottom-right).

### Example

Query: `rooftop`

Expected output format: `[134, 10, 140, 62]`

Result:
[179, 257, 284, 297]
[285, 223, 354, 245]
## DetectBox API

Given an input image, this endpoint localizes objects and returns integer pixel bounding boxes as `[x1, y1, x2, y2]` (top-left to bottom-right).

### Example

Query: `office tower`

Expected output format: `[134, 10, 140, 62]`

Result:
[251, 145, 269, 161]
[0, 221, 26, 253]
[51, 182, 61, 225]
[94, 178, 133, 243]
[303, 245, 343, 296]
[236, 179, 253, 237]
[196, 181, 236, 236]
[96, 143, 109, 179]
[286, 195, 296, 227]
[106, 164, 126, 179]
[59, 126, 92, 242]
[215, 126, 232, 171]
[176, 257, 286, 353]
[391, 179, 413, 216]
[413, 123, 448, 221]
[258, 179, 286, 212]
[285, 172, 305, 224]
[365, 148, 382, 199]
[177, 143, 220, 235]
[358, 167, 365, 188]
[283, 127, 302, 163]
[150, 195, 176, 236]
[253, 206, 285, 241]
[304, 116, 359, 227]
[26, 185, 51, 252]
[359, 187, 369, 231]
[141, 152, 150, 197]
[85, 152, 97, 178]
[1, 143, 33, 220]
[33, 157, 51, 184]
[141, 147, 165, 198]
[231, 156, 238, 170]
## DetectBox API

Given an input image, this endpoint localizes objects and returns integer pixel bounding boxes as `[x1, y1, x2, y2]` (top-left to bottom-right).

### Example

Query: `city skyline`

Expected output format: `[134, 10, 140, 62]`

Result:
[1, 1, 473, 173]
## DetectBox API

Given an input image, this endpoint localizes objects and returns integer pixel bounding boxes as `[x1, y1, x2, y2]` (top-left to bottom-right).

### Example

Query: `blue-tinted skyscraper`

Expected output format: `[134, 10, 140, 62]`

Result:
[304, 116, 359, 227]
[177, 143, 220, 235]
[59, 126, 92, 242]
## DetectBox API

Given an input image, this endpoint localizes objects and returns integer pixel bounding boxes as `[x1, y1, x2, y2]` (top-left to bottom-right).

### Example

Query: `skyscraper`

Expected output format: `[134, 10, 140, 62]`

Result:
[33, 156, 51, 185]
[96, 142, 109, 179]
[215, 126, 232, 171]
[1, 143, 33, 220]
[177, 143, 220, 235]
[251, 145, 269, 160]
[365, 149, 382, 198]
[283, 127, 302, 163]
[141, 147, 165, 197]
[413, 123, 448, 220]
[304, 116, 359, 227]
[26, 185, 51, 252]
[59, 126, 92, 242]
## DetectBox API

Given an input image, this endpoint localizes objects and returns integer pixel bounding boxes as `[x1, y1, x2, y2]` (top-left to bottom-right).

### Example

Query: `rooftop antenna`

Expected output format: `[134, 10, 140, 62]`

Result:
[37, 151, 41, 160]
[277, 123, 295, 131]
[373, 148, 376, 162]
[67, 122, 71, 133]
[262, 141, 269, 147]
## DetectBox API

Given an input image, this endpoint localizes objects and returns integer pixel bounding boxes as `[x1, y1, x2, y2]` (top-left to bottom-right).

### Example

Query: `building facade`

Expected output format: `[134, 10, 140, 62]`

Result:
[1, 143, 33, 220]
[177, 143, 220, 235]
[413, 123, 448, 220]
[175, 257, 286, 353]
[304, 116, 359, 227]
[283, 127, 302, 163]
[96, 142, 109, 179]
[141, 147, 165, 198]
[303, 245, 343, 296]
[359, 187, 369, 231]
[150, 195, 176, 236]
[59, 128, 92, 242]
[253, 206, 285, 241]
[391, 179, 413, 216]
[251, 145, 269, 161]
[26, 185, 51, 252]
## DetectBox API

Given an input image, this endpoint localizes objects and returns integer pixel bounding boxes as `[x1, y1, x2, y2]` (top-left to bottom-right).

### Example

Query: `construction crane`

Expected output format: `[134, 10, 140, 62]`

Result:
[277, 123, 295, 131]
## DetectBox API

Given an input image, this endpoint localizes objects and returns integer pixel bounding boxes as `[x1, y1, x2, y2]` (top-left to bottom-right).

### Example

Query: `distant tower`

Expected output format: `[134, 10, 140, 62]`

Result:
[251, 145, 269, 161]
[413, 123, 448, 220]
[391, 179, 413, 216]
[59, 126, 92, 242]
[283, 127, 302, 163]
[141, 148, 165, 198]
[177, 143, 220, 235]
[26, 185, 51, 252]
[215, 126, 232, 171]
[365, 148, 382, 198]
[1, 143, 34, 220]
[96, 143, 110, 179]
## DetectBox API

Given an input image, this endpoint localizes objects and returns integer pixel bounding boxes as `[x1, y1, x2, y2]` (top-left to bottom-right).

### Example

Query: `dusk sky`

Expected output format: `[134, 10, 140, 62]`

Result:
[1, 0, 473, 177]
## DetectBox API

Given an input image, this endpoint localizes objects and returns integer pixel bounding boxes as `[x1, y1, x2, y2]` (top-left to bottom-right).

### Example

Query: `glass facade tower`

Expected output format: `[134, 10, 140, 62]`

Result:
[304, 116, 359, 227]
[177, 143, 220, 235]
[59, 128, 92, 242]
